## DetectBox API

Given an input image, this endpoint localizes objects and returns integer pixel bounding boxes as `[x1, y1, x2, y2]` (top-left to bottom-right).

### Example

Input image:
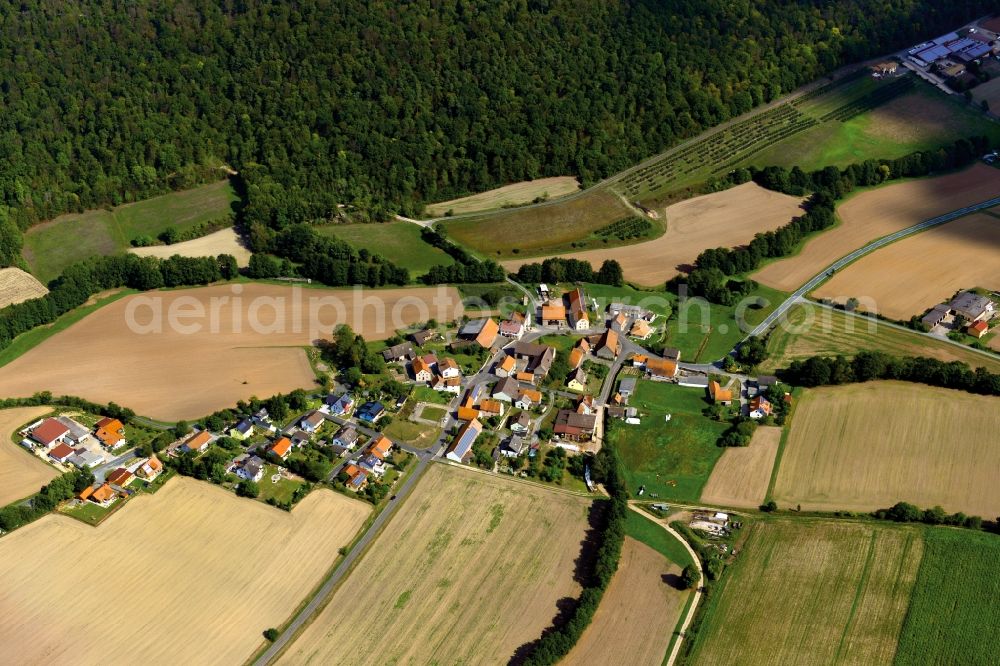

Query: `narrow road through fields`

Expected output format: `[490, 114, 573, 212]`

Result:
[627, 504, 704, 666]
[254, 453, 432, 666]
[740, 194, 1000, 348]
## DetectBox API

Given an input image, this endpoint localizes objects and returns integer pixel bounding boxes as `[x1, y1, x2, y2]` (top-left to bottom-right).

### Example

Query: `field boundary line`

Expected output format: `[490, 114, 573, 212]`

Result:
[431, 458, 600, 498]
[835, 530, 879, 662]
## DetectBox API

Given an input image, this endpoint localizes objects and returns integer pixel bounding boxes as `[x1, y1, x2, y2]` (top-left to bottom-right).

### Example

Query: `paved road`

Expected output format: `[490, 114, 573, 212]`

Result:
[254, 453, 432, 665]
[92, 450, 140, 483]
[740, 194, 1000, 347]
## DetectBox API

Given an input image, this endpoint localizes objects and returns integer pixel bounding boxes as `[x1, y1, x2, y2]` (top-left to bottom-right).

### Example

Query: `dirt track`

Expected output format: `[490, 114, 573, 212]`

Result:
[0, 477, 369, 665]
[564, 537, 684, 666]
[129, 227, 252, 266]
[502, 183, 804, 286]
[754, 165, 1000, 292]
[813, 213, 1000, 319]
[0, 284, 463, 420]
[0, 407, 58, 505]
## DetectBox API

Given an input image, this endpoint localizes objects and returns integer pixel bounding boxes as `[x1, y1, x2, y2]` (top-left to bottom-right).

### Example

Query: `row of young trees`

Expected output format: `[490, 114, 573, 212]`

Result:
[514, 257, 625, 287]
[0, 253, 237, 350]
[418, 228, 506, 285]
[677, 136, 990, 304]
[782, 351, 1000, 396]
[521, 443, 627, 665]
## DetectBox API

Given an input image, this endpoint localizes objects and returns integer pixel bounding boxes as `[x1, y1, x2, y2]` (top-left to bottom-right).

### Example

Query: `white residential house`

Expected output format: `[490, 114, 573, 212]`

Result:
[438, 357, 461, 379]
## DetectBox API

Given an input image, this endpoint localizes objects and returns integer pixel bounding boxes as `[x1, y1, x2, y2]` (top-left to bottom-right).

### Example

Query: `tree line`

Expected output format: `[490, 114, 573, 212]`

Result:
[418, 228, 506, 285]
[0, 253, 238, 351]
[781, 351, 1000, 396]
[0, 0, 992, 270]
[514, 257, 625, 287]
[675, 136, 990, 304]
[520, 443, 627, 665]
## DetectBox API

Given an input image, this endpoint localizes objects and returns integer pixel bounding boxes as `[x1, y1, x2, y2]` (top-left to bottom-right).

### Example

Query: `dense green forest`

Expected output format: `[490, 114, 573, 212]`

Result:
[0, 0, 993, 267]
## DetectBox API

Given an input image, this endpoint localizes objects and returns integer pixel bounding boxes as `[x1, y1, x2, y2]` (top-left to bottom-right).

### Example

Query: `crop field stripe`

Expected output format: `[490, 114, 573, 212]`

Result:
[835, 531, 879, 663]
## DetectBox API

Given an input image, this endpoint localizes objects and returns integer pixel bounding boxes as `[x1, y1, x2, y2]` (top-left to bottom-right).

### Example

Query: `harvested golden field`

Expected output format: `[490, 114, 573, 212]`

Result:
[761, 302, 1000, 374]
[0, 283, 463, 420]
[503, 183, 804, 286]
[0, 267, 48, 308]
[564, 537, 684, 666]
[773, 382, 1000, 516]
[129, 227, 252, 266]
[813, 213, 1000, 319]
[700, 426, 781, 509]
[424, 176, 580, 217]
[754, 164, 1000, 292]
[442, 188, 632, 256]
[0, 407, 58, 506]
[278, 464, 593, 666]
[0, 477, 370, 665]
[689, 520, 922, 665]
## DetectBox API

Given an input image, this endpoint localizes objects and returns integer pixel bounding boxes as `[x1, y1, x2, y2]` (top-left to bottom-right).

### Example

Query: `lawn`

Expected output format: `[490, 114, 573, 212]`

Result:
[624, 509, 694, 567]
[257, 465, 306, 504]
[609, 380, 727, 502]
[418, 405, 447, 421]
[687, 519, 923, 665]
[410, 386, 451, 405]
[761, 302, 1000, 374]
[578, 282, 673, 319]
[58, 499, 120, 526]
[662, 282, 787, 362]
[313, 221, 454, 277]
[894, 527, 1000, 665]
[23, 180, 238, 282]
[381, 419, 441, 449]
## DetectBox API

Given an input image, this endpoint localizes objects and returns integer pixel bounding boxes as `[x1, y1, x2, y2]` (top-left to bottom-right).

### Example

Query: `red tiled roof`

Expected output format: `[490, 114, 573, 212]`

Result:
[32, 418, 70, 446]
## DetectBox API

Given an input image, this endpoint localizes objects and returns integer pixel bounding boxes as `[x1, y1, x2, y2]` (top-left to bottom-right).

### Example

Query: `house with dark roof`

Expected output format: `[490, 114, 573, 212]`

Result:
[553, 410, 597, 442]
[382, 342, 415, 363]
[228, 419, 254, 440]
[595, 329, 620, 360]
[949, 292, 995, 322]
[499, 435, 527, 458]
[357, 402, 385, 424]
[618, 377, 637, 401]
[567, 367, 587, 392]
[332, 425, 360, 450]
[410, 329, 435, 346]
[300, 410, 326, 433]
[492, 377, 519, 402]
[324, 393, 355, 416]
[509, 412, 532, 435]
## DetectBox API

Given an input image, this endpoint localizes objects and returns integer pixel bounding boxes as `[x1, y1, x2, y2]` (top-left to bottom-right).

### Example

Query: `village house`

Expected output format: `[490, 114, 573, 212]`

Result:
[540, 302, 567, 328]
[553, 410, 597, 442]
[332, 425, 360, 450]
[609, 312, 628, 333]
[431, 375, 463, 394]
[369, 436, 393, 463]
[499, 435, 526, 458]
[459, 318, 500, 349]
[567, 368, 587, 392]
[495, 354, 517, 377]
[252, 408, 277, 434]
[382, 342, 415, 363]
[566, 288, 589, 330]
[709, 380, 733, 405]
[479, 399, 504, 418]
[438, 357, 461, 378]
[30, 418, 70, 449]
[749, 395, 772, 420]
[618, 377, 637, 402]
[287, 429, 311, 448]
[107, 467, 135, 488]
[576, 394, 595, 415]
[646, 357, 678, 381]
[629, 319, 653, 340]
[921, 304, 950, 329]
[300, 410, 326, 433]
[409, 329, 435, 346]
[510, 341, 556, 381]
[228, 419, 254, 440]
[499, 319, 525, 339]
[492, 377, 520, 402]
[447, 419, 483, 463]
[515, 388, 543, 410]
[595, 329, 620, 360]
[662, 348, 682, 362]
[357, 402, 385, 424]
[411, 357, 434, 383]
[343, 464, 368, 491]
[269, 436, 293, 461]
[608, 302, 656, 321]
[234, 455, 265, 483]
[509, 412, 532, 435]
[968, 320, 990, 339]
[89, 483, 117, 507]
[68, 450, 104, 469]
[136, 456, 163, 481]
[631, 354, 648, 369]
[323, 393, 355, 416]
[94, 417, 126, 450]
[182, 430, 213, 454]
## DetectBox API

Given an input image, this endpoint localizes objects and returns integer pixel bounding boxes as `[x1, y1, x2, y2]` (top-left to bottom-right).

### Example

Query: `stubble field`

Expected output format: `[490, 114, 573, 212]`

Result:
[277, 464, 593, 665]
[699, 426, 781, 509]
[424, 176, 580, 217]
[761, 303, 1000, 374]
[502, 183, 804, 286]
[0, 283, 463, 420]
[0, 406, 58, 506]
[688, 520, 923, 665]
[0, 267, 48, 308]
[0, 477, 370, 665]
[772, 382, 1000, 516]
[563, 537, 684, 666]
[129, 227, 252, 266]
[753, 164, 1000, 292]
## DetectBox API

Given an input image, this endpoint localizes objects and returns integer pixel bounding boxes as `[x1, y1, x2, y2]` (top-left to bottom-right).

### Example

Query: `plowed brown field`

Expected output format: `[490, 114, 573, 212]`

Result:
[502, 183, 804, 286]
[0, 407, 58, 505]
[753, 165, 1000, 291]
[0, 284, 463, 420]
